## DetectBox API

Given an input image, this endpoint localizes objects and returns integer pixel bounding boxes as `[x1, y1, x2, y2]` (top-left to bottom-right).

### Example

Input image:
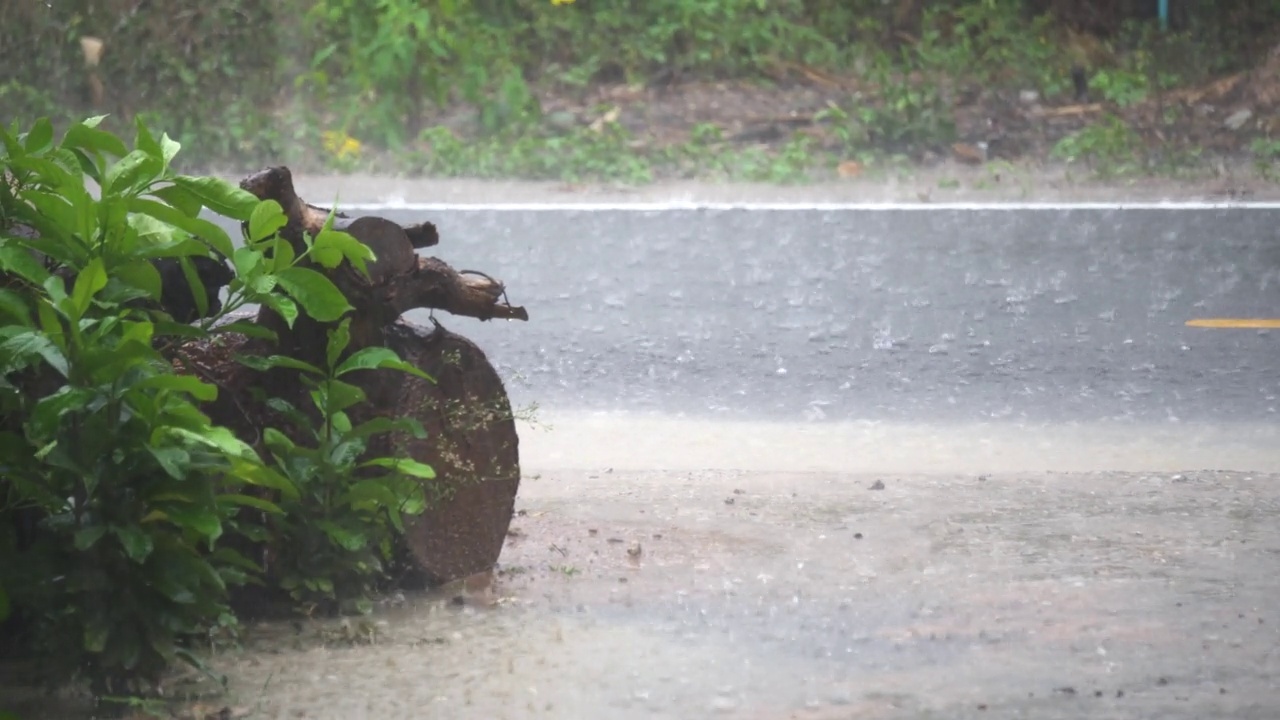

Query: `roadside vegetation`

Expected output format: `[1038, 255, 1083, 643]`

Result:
[2, 0, 1278, 186]
[0, 117, 437, 715]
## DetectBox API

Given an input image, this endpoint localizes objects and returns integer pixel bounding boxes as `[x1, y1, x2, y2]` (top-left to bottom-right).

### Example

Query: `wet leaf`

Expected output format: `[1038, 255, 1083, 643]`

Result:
[217, 493, 284, 515]
[171, 175, 258, 220]
[74, 524, 107, 550]
[61, 121, 129, 159]
[23, 117, 54, 153]
[104, 148, 162, 195]
[362, 457, 436, 479]
[248, 200, 287, 242]
[113, 524, 154, 563]
[336, 346, 432, 380]
[276, 267, 351, 322]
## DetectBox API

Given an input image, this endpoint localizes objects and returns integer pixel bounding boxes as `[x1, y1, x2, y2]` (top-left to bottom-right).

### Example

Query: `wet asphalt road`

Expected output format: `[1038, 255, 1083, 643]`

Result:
[213, 206, 1280, 424]
[395, 206, 1280, 425]
[157, 206, 1280, 720]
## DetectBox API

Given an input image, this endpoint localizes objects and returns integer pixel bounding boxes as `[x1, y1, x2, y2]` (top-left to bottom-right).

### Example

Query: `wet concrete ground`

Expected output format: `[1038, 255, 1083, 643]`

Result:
[202, 461, 1280, 719]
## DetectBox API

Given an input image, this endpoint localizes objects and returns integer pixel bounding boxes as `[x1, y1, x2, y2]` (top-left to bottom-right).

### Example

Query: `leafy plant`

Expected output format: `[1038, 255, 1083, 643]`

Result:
[856, 51, 956, 151]
[0, 114, 428, 703]
[915, 1, 1063, 94]
[0, 115, 292, 697]
[1051, 114, 1144, 178]
[1090, 68, 1150, 107]
[239, 319, 436, 615]
[1250, 137, 1280, 183]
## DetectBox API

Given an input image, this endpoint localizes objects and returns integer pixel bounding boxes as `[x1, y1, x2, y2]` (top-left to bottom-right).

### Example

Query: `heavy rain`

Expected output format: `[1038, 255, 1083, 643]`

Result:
[3, 2, 1280, 719]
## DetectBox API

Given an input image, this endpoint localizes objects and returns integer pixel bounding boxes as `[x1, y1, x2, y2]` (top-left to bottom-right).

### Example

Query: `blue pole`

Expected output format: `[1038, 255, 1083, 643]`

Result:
[1158, 0, 1169, 30]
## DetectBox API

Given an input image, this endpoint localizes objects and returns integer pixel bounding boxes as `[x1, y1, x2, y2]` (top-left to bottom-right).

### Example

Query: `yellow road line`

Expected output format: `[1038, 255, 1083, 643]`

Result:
[1185, 318, 1280, 329]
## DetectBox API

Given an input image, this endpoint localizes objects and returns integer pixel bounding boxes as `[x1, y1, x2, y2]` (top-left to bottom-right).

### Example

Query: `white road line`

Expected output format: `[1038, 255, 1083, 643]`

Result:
[337, 201, 1280, 212]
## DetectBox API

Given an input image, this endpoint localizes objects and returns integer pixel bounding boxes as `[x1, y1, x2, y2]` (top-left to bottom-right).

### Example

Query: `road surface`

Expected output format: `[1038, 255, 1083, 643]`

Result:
[172, 202, 1280, 720]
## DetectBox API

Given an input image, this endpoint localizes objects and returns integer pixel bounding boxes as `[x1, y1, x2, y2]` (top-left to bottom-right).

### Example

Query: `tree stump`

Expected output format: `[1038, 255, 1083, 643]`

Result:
[384, 321, 521, 585]
[191, 166, 529, 587]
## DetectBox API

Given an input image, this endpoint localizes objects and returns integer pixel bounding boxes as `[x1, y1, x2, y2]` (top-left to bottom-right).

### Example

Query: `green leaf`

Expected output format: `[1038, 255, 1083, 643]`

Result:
[69, 257, 108, 318]
[134, 116, 163, 160]
[275, 266, 352, 322]
[232, 246, 263, 277]
[113, 524, 155, 563]
[127, 209, 183, 247]
[160, 133, 182, 166]
[209, 546, 263, 574]
[261, 427, 296, 453]
[149, 184, 202, 217]
[84, 618, 110, 653]
[213, 319, 277, 341]
[28, 387, 95, 439]
[23, 117, 54, 153]
[22, 189, 80, 236]
[0, 582, 9, 621]
[176, 255, 211, 319]
[229, 458, 299, 500]
[312, 227, 374, 273]
[0, 331, 69, 377]
[61, 120, 129, 158]
[0, 244, 52, 286]
[248, 200, 287, 242]
[171, 175, 258, 220]
[113, 258, 163, 301]
[264, 234, 296, 273]
[336, 346, 433, 381]
[326, 318, 351, 370]
[217, 493, 283, 515]
[318, 521, 367, 551]
[172, 425, 257, 460]
[341, 479, 401, 507]
[349, 416, 426, 441]
[261, 292, 298, 328]
[104, 148, 163, 195]
[74, 524, 108, 550]
[166, 507, 222, 541]
[362, 456, 436, 479]
[149, 446, 191, 479]
[0, 288, 30, 325]
[235, 353, 324, 376]
[317, 379, 366, 415]
[310, 242, 342, 269]
[127, 197, 235, 258]
[138, 373, 218, 401]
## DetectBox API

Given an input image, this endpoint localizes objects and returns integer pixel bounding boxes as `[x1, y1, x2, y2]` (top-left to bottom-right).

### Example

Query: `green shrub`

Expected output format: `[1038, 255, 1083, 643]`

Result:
[0, 115, 434, 702]
[1051, 113, 1144, 177]
[239, 319, 434, 615]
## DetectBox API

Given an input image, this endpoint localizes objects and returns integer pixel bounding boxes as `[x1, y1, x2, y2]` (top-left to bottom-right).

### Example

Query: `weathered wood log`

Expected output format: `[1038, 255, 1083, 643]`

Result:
[382, 320, 521, 586]
[221, 166, 526, 588]
[185, 314, 523, 590]
[237, 166, 526, 371]
[239, 166, 524, 324]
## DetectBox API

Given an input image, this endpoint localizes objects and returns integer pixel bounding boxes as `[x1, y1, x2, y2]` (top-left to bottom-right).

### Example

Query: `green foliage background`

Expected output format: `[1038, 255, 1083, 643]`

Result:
[1, 0, 1279, 178]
